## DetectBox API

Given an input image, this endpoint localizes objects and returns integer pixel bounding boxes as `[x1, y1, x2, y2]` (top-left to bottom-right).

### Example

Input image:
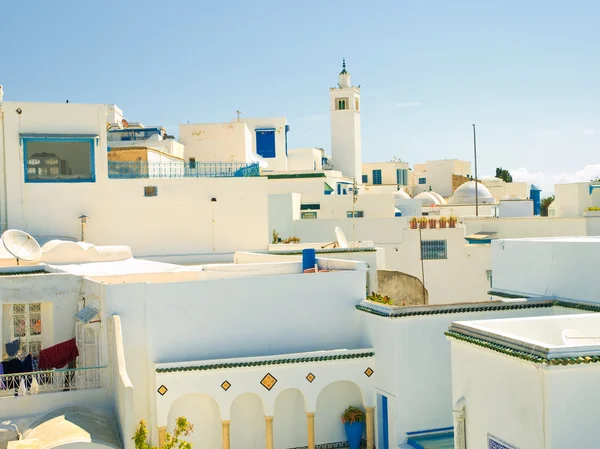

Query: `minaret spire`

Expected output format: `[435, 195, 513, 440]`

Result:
[340, 58, 348, 75]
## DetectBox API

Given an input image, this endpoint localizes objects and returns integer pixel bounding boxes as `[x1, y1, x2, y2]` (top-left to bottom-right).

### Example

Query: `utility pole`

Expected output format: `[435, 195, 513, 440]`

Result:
[473, 124, 479, 217]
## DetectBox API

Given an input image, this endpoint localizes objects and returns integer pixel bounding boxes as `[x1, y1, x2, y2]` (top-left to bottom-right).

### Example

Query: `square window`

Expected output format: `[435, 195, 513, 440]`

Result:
[372, 169, 382, 185]
[144, 186, 158, 197]
[24, 138, 95, 183]
[301, 211, 317, 219]
[421, 240, 447, 260]
[418, 177, 427, 185]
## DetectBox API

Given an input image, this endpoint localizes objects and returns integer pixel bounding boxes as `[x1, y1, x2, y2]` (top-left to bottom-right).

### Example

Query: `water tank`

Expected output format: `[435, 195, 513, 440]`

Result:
[530, 184, 541, 215]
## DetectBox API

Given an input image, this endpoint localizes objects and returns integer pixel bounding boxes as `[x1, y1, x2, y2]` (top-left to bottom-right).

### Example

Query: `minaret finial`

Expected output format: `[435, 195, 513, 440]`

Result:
[340, 58, 348, 75]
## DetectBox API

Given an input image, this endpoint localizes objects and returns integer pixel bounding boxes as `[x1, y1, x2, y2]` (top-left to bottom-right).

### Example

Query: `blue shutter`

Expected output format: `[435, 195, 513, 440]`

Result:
[372, 169, 382, 185]
[362, 175, 368, 183]
[256, 129, 276, 158]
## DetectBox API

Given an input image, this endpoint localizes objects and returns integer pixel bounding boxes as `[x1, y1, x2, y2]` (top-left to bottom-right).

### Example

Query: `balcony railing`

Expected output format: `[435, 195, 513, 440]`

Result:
[0, 366, 106, 398]
[108, 161, 260, 179]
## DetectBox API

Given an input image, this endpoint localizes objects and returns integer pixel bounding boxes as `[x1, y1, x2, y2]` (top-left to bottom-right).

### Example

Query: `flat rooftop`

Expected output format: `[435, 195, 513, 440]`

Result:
[448, 313, 600, 364]
[499, 236, 600, 243]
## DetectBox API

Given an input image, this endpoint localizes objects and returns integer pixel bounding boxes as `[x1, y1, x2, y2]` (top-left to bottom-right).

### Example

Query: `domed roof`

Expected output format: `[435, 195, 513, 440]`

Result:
[393, 190, 411, 200]
[448, 181, 496, 205]
[428, 191, 447, 205]
[415, 191, 441, 206]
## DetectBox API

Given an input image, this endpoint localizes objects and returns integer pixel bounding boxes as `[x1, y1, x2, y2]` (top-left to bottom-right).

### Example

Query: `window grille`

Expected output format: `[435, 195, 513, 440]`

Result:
[421, 240, 447, 260]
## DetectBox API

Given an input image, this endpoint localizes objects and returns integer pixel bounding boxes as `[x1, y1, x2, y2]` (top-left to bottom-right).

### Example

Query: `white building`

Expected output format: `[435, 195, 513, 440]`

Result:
[549, 181, 600, 217]
[412, 159, 472, 197]
[361, 161, 410, 189]
[448, 236, 600, 449]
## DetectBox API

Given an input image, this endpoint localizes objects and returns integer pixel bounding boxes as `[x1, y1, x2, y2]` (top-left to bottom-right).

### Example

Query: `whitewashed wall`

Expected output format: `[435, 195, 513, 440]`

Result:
[464, 216, 589, 239]
[287, 148, 322, 171]
[1, 102, 269, 257]
[178, 122, 250, 163]
[361, 161, 410, 186]
[362, 304, 587, 446]
[491, 238, 600, 301]
[103, 267, 368, 443]
[240, 117, 288, 171]
[450, 341, 544, 449]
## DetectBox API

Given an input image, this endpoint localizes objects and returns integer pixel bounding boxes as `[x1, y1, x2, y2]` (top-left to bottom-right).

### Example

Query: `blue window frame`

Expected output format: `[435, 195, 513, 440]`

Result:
[397, 168, 408, 186]
[285, 125, 290, 157]
[418, 177, 426, 185]
[372, 169, 382, 185]
[421, 240, 447, 260]
[22, 136, 96, 183]
[256, 128, 276, 158]
[346, 210, 364, 218]
[362, 174, 368, 183]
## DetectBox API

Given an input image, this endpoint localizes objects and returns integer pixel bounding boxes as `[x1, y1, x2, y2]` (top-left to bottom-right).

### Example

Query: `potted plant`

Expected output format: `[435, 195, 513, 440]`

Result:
[449, 215, 457, 228]
[418, 217, 428, 229]
[439, 216, 448, 228]
[341, 406, 365, 449]
[409, 217, 418, 229]
[428, 217, 437, 229]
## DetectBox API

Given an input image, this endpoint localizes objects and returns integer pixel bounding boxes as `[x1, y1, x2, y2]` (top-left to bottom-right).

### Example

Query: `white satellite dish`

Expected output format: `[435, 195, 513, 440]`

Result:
[335, 226, 349, 249]
[2, 230, 42, 264]
[249, 153, 269, 169]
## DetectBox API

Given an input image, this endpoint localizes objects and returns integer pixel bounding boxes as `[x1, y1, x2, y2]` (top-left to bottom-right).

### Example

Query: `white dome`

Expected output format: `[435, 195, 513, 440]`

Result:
[393, 190, 412, 208]
[448, 181, 495, 205]
[415, 192, 440, 206]
[428, 191, 447, 205]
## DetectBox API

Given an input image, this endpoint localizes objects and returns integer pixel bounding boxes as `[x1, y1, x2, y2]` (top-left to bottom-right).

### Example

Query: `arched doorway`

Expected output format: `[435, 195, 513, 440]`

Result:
[315, 381, 364, 445]
[274, 388, 306, 449]
[167, 394, 221, 449]
[230, 393, 265, 449]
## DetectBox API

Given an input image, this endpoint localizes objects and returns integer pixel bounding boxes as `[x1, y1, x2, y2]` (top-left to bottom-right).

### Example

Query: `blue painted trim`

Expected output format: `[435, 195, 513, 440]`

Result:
[466, 239, 491, 244]
[23, 137, 96, 183]
[406, 426, 453, 437]
[381, 395, 389, 449]
[255, 127, 276, 132]
[589, 185, 600, 195]
[285, 124, 289, 157]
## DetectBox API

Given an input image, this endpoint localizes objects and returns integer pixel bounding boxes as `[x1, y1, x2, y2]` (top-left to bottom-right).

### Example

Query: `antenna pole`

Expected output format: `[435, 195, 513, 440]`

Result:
[473, 124, 479, 217]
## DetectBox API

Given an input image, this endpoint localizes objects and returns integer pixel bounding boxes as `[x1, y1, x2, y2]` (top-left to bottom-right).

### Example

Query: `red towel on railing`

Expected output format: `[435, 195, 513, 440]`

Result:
[38, 338, 79, 370]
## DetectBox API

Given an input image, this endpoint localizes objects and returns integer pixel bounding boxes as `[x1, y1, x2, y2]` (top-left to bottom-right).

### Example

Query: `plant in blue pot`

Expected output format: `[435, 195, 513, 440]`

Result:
[341, 406, 365, 449]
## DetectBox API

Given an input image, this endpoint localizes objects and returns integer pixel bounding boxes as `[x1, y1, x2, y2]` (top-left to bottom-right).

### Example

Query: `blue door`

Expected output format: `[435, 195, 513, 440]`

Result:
[378, 394, 389, 449]
[256, 128, 276, 158]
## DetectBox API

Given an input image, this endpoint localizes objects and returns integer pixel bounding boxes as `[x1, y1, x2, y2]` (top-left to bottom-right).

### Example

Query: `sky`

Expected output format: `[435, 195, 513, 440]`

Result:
[2, 0, 599, 195]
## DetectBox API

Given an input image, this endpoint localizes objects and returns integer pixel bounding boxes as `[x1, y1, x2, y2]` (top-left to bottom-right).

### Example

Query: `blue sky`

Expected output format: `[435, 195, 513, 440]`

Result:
[2, 0, 599, 193]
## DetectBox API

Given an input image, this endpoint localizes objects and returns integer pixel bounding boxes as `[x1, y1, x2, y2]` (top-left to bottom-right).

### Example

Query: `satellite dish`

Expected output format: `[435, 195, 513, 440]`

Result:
[249, 153, 269, 169]
[335, 227, 349, 249]
[2, 230, 42, 265]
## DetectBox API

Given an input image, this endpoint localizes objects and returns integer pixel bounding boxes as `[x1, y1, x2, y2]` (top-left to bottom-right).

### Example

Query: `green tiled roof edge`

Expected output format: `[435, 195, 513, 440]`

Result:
[445, 330, 600, 366]
[487, 290, 528, 299]
[355, 301, 554, 318]
[266, 247, 376, 256]
[266, 173, 326, 179]
[156, 351, 375, 373]
[357, 299, 600, 318]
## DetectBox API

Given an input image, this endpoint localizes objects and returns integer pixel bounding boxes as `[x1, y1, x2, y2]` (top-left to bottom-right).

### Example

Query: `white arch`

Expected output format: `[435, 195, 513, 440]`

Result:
[230, 393, 266, 449]
[167, 393, 222, 449]
[274, 388, 307, 449]
[314, 380, 364, 446]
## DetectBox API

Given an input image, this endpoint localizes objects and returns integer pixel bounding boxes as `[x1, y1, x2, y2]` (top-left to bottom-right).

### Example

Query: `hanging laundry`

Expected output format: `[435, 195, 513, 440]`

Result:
[2, 355, 33, 391]
[5, 339, 20, 357]
[38, 338, 79, 370]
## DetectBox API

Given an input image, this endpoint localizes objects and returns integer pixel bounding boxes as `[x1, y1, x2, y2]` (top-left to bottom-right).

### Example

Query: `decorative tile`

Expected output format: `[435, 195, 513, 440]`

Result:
[221, 380, 231, 391]
[306, 373, 316, 383]
[260, 373, 278, 391]
[488, 434, 518, 449]
[157, 385, 168, 396]
[364, 367, 374, 377]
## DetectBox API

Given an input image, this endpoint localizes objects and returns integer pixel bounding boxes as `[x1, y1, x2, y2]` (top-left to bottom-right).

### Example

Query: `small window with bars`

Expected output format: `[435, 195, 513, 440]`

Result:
[10, 303, 42, 354]
[336, 98, 348, 110]
[347, 211, 364, 218]
[421, 240, 447, 260]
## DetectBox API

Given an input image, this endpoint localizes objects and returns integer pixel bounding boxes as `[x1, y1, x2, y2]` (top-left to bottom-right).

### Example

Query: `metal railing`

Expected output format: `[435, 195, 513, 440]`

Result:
[0, 366, 106, 398]
[108, 161, 260, 179]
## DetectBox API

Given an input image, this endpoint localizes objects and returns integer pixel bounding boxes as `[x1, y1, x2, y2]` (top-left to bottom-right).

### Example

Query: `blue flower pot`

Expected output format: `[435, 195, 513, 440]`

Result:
[344, 421, 364, 449]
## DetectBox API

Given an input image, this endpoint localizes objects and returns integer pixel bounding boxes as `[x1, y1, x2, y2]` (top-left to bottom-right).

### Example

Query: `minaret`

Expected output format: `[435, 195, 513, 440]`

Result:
[330, 59, 362, 182]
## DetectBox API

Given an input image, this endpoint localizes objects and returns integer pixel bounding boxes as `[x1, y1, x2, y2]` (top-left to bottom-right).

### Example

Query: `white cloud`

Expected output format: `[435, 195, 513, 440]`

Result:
[395, 101, 422, 108]
[511, 164, 600, 196]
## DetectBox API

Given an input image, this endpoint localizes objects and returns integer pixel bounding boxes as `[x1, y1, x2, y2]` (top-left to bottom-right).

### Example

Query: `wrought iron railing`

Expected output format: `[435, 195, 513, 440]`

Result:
[108, 161, 260, 179]
[0, 366, 106, 397]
